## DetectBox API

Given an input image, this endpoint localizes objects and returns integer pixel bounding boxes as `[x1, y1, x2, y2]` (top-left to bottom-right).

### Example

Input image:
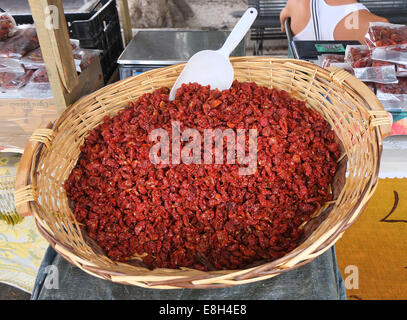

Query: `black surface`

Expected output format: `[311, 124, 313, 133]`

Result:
[290, 40, 361, 60]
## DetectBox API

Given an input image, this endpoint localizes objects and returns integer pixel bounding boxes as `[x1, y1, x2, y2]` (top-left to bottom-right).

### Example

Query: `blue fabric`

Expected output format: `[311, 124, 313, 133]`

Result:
[32, 246, 347, 300]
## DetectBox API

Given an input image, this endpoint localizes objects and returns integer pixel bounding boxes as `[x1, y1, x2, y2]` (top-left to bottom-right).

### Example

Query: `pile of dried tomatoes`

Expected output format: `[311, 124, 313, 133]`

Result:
[65, 81, 340, 270]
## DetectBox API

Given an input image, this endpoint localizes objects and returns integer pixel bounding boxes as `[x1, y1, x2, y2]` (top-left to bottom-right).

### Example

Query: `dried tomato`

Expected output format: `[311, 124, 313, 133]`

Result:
[65, 81, 339, 270]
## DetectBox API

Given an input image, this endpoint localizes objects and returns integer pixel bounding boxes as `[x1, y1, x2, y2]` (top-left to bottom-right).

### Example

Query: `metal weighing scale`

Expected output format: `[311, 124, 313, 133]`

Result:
[117, 30, 246, 80]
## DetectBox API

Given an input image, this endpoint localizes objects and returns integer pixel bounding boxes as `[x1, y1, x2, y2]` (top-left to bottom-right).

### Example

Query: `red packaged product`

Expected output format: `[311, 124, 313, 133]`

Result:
[372, 60, 392, 67]
[365, 22, 407, 50]
[21, 67, 52, 99]
[320, 54, 344, 67]
[0, 69, 34, 91]
[319, 54, 352, 71]
[0, 71, 19, 88]
[21, 39, 80, 69]
[377, 78, 407, 111]
[353, 64, 398, 84]
[372, 60, 407, 77]
[377, 77, 407, 95]
[352, 56, 373, 68]
[372, 45, 407, 66]
[72, 48, 100, 72]
[0, 12, 17, 40]
[0, 25, 39, 58]
[24, 47, 43, 62]
[0, 57, 24, 73]
[345, 45, 370, 64]
[30, 68, 49, 83]
[345, 45, 398, 83]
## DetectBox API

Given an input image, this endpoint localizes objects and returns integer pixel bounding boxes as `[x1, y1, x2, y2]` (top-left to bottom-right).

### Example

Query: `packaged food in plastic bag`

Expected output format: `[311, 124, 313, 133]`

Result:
[344, 45, 370, 64]
[377, 78, 407, 111]
[366, 22, 407, 65]
[373, 60, 407, 77]
[396, 64, 407, 77]
[20, 47, 43, 69]
[70, 39, 80, 51]
[21, 67, 52, 99]
[352, 56, 373, 68]
[0, 57, 24, 73]
[346, 46, 407, 77]
[319, 54, 347, 68]
[21, 39, 81, 70]
[72, 48, 100, 72]
[0, 70, 22, 88]
[372, 60, 393, 67]
[0, 25, 39, 58]
[353, 64, 398, 84]
[0, 68, 34, 92]
[0, 11, 17, 40]
[30, 67, 49, 83]
[365, 22, 407, 50]
[377, 77, 407, 97]
[371, 45, 407, 66]
[345, 45, 398, 83]
[319, 55, 352, 71]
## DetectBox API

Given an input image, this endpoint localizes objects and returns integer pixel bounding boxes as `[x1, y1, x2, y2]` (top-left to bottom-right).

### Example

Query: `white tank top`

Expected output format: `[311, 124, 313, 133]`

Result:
[293, 0, 369, 41]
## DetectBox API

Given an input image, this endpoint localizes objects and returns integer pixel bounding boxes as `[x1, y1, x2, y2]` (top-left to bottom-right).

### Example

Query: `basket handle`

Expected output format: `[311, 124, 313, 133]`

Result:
[14, 123, 54, 217]
[328, 67, 392, 139]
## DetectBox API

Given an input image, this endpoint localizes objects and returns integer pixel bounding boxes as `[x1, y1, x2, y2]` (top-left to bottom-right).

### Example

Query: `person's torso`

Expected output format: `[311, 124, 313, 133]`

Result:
[293, 0, 368, 41]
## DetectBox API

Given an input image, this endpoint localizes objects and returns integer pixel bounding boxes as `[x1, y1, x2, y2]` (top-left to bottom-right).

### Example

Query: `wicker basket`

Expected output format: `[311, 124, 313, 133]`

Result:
[15, 57, 391, 289]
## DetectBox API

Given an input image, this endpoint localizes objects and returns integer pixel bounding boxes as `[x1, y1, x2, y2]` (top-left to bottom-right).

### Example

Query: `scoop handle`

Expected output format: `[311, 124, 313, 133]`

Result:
[218, 7, 258, 57]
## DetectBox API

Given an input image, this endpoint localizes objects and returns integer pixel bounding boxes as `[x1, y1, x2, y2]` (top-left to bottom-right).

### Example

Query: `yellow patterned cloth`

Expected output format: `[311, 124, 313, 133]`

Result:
[0, 152, 48, 293]
[0, 217, 48, 293]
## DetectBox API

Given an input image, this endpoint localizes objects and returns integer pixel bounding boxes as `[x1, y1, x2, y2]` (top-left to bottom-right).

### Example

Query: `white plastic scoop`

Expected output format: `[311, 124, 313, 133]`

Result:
[169, 8, 258, 101]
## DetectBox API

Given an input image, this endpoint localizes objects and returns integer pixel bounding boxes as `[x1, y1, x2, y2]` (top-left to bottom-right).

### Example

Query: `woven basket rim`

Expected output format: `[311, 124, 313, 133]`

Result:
[20, 57, 389, 289]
